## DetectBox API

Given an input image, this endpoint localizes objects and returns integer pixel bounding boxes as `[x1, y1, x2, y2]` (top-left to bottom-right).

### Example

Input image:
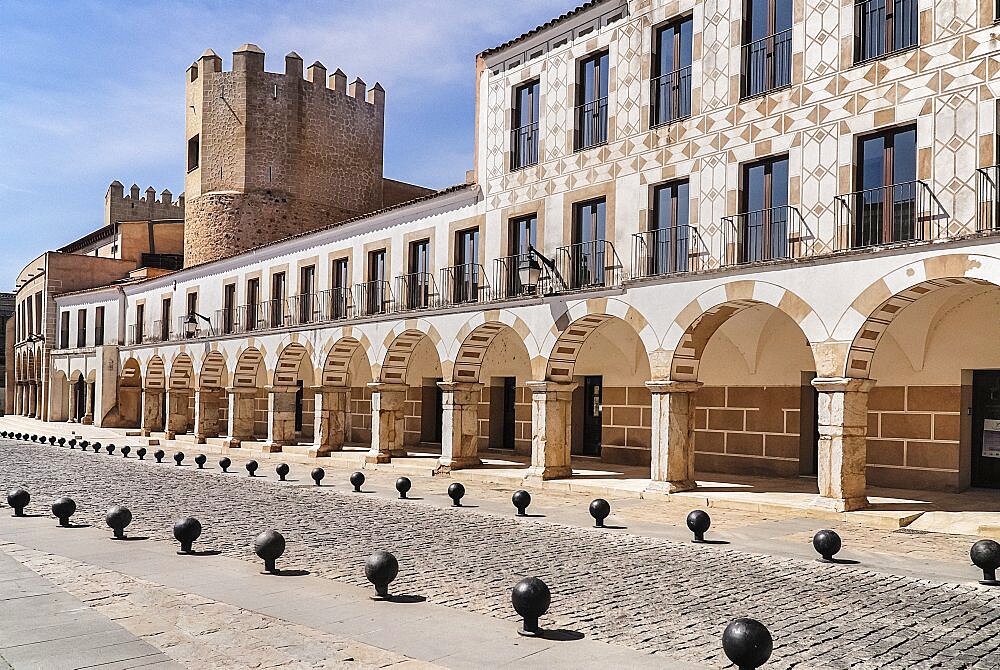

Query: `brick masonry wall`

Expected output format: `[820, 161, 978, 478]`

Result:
[600, 386, 652, 466]
[475, 385, 532, 455]
[866, 386, 961, 490]
[349, 385, 372, 444]
[694, 386, 801, 477]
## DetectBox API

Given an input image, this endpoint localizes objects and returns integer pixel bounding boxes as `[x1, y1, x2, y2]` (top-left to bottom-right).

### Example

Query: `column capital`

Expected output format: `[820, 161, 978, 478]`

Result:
[225, 385, 258, 395]
[264, 385, 298, 394]
[811, 377, 877, 393]
[309, 384, 350, 394]
[645, 380, 703, 394]
[366, 382, 409, 394]
[437, 381, 483, 393]
[525, 380, 578, 394]
[143, 387, 165, 394]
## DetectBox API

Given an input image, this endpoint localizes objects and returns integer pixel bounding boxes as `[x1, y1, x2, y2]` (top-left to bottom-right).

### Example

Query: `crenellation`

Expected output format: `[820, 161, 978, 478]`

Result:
[307, 61, 327, 86]
[284, 51, 303, 78]
[330, 69, 347, 94]
[232, 43, 265, 72]
[349, 77, 366, 101]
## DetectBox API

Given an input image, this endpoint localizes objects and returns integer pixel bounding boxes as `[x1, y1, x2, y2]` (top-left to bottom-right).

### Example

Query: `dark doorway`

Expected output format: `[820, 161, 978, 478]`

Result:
[582, 375, 603, 457]
[421, 380, 443, 444]
[74, 379, 86, 422]
[799, 372, 819, 476]
[501, 377, 516, 450]
[971, 370, 1000, 488]
[294, 380, 304, 433]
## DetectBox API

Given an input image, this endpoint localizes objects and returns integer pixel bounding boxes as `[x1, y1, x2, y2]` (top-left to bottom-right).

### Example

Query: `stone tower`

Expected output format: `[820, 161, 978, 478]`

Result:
[183, 44, 386, 266]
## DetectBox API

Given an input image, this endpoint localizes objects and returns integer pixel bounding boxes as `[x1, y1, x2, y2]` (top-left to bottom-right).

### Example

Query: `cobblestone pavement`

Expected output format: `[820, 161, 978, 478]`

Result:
[2, 440, 999, 670]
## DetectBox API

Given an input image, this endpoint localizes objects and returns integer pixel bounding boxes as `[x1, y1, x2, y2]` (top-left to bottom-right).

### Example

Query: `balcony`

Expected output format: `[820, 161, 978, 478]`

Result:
[631, 225, 706, 278]
[492, 253, 556, 300]
[440, 264, 491, 306]
[978, 165, 1000, 233]
[318, 287, 353, 321]
[740, 29, 792, 99]
[557, 240, 623, 290]
[285, 294, 319, 326]
[650, 66, 692, 127]
[395, 272, 438, 311]
[574, 97, 608, 151]
[722, 206, 813, 266]
[150, 319, 169, 343]
[127, 324, 145, 346]
[354, 280, 393, 317]
[835, 181, 942, 251]
[854, 0, 918, 64]
[511, 122, 539, 170]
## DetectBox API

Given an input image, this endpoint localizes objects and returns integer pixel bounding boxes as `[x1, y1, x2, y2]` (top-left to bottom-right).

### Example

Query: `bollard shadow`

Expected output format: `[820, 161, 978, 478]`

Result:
[179, 549, 222, 557]
[598, 524, 628, 530]
[451, 504, 479, 509]
[270, 568, 311, 577]
[60, 523, 91, 529]
[111, 536, 150, 542]
[384, 594, 426, 604]
[11, 513, 47, 518]
[536, 628, 585, 642]
[819, 557, 861, 565]
[516, 513, 546, 518]
[694, 539, 730, 545]
[352, 490, 374, 494]
[400, 497, 424, 501]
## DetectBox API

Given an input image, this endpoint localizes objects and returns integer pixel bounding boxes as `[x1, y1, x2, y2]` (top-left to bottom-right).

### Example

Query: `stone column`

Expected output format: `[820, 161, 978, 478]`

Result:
[263, 386, 297, 452]
[224, 387, 256, 447]
[525, 381, 577, 481]
[27, 382, 37, 418]
[66, 383, 76, 423]
[366, 382, 408, 464]
[437, 381, 483, 471]
[163, 389, 190, 439]
[193, 388, 221, 443]
[140, 389, 164, 436]
[81, 382, 94, 424]
[811, 377, 876, 512]
[14, 383, 22, 415]
[645, 380, 703, 493]
[310, 385, 349, 457]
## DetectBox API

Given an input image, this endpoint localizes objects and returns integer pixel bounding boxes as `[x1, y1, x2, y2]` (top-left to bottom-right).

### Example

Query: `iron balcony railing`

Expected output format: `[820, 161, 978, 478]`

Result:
[977, 165, 1000, 233]
[741, 29, 792, 99]
[176, 315, 215, 339]
[511, 122, 539, 170]
[854, 0, 918, 64]
[265, 298, 290, 329]
[216, 306, 237, 335]
[354, 280, 393, 317]
[557, 240, 623, 290]
[835, 180, 942, 251]
[440, 264, 491, 306]
[318, 287, 353, 321]
[651, 66, 692, 127]
[492, 253, 556, 300]
[286, 293, 320, 326]
[395, 272, 438, 311]
[575, 97, 608, 150]
[150, 319, 168, 343]
[722, 206, 813, 266]
[632, 225, 706, 278]
[127, 324, 145, 346]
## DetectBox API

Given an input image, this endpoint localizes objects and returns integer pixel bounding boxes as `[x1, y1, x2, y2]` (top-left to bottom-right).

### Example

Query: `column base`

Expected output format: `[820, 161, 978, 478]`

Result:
[193, 434, 209, 444]
[258, 442, 284, 453]
[282, 443, 336, 458]
[365, 452, 391, 464]
[524, 465, 572, 481]
[164, 431, 176, 440]
[812, 495, 869, 512]
[645, 479, 697, 494]
[220, 438, 242, 449]
[435, 456, 482, 472]
[81, 416, 94, 426]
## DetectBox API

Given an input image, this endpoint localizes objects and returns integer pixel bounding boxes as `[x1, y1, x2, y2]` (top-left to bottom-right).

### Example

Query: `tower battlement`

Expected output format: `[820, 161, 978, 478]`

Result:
[183, 44, 387, 267]
[105, 180, 184, 227]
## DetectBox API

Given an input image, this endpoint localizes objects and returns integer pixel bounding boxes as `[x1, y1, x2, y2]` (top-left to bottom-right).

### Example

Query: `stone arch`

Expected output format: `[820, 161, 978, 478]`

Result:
[453, 321, 533, 383]
[380, 327, 444, 384]
[232, 348, 264, 388]
[321, 336, 372, 386]
[840, 254, 1000, 378]
[145, 356, 166, 390]
[544, 306, 655, 383]
[120, 358, 142, 387]
[273, 342, 314, 387]
[199, 351, 228, 389]
[168, 353, 194, 389]
[666, 281, 825, 381]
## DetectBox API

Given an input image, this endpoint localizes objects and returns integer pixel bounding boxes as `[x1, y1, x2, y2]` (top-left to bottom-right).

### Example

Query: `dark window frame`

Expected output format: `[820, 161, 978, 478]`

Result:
[853, 0, 919, 64]
[187, 135, 200, 172]
[511, 79, 540, 170]
[740, 0, 793, 99]
[651, 15, 693, 126]
[648, 179, 691, 274]
[94, 306, 105, 346]
[574, 50, 610, 151]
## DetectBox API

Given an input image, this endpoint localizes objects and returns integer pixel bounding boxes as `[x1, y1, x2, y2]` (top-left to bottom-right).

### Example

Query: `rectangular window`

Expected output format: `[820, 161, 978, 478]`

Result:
[652, 16, 693, 126]
[648, 180, 691, 275]
[741, 0, 792, 98]
[406, 239, 431, 309]
[59, 311, 70, 349]
[223, 283, 236, 335]
[855, 0, 918, 63]
[270, 273, 286, 328]
[739, 155, 790, 262]
[366, 249, 387, 315]
[161, 297, 172, 341]
[505, 214, 538, 296]
[76, 309, 87, 348]
[246, 278, 260, 331]
[34, 293, 41, 335]
[186, 292, 198, 318]
[298, 265, 315, 324]
[331, 258, 349, 319]
[94, 306, 105, 346]
[570, 198, 607, 288]
[511, 80, 540, 170]
[453, 228, 480, 303]
[187, 135, 200, 171]
[852, 124, 918, 247]
[575, 52, 609, 150]
[135, 304, 144, 344]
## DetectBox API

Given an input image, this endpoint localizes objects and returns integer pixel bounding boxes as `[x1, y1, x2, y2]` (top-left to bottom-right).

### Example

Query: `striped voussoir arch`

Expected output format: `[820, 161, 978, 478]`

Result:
[452, 311, 534, 383]
[380, 326, 443, 384]
[120, 358, 142, 386]
[168, 354, 195, 389]
[199, 351, 228, 389]
[273, 342, 311, 387]
[232, 348, 264, 388]
[145, 356, 166, 390]
[321, 336, 368, 386]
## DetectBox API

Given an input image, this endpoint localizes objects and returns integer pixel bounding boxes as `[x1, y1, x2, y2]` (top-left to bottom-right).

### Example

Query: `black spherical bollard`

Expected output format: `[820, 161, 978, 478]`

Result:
[136, 447, 146, 460]
[57, 437, 66, 446]
[14, 433, 22, 440]
[365, 550, 399, 600]
[246, 460, 259, 477]
[154, 450, 165, 463]
[254, 530, 286, 574]
[68, 438, 76, 449]
[30, 434, 37, 442]
[722, 618, 773, 670]
[512, 490, 531, 516]
[51, 497, 77, 527]
[970, 539, 1000, 586]
[813, 529, 842, 563]
[395, 477, 411, 499]
[311, 467, 325, 486]
[589, 498, 611, 528]
[92, 442, 101, 453]
[687, 509, 712, 543]
[350, 471, 365, 492]
[7, 488, 30, 517]
[106, 444, 116, 455]
[276, 463, 289, 481]
[173, 517, 202, 554]
[173, 452, 185, 466]
[194, 454, 207, 469]
[121, 445, 131, 458]
[48, 436, 57, 445]
[105, 505, 133, 540]
[447, 482, 466, 507]
[219, 457, 231, 473]
[511, 576, 551, 636]
[79, 440, 89, 450]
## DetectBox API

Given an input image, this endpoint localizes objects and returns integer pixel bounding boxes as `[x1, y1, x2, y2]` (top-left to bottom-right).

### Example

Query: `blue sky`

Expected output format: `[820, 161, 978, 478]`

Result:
[0, 0, 570, 289]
